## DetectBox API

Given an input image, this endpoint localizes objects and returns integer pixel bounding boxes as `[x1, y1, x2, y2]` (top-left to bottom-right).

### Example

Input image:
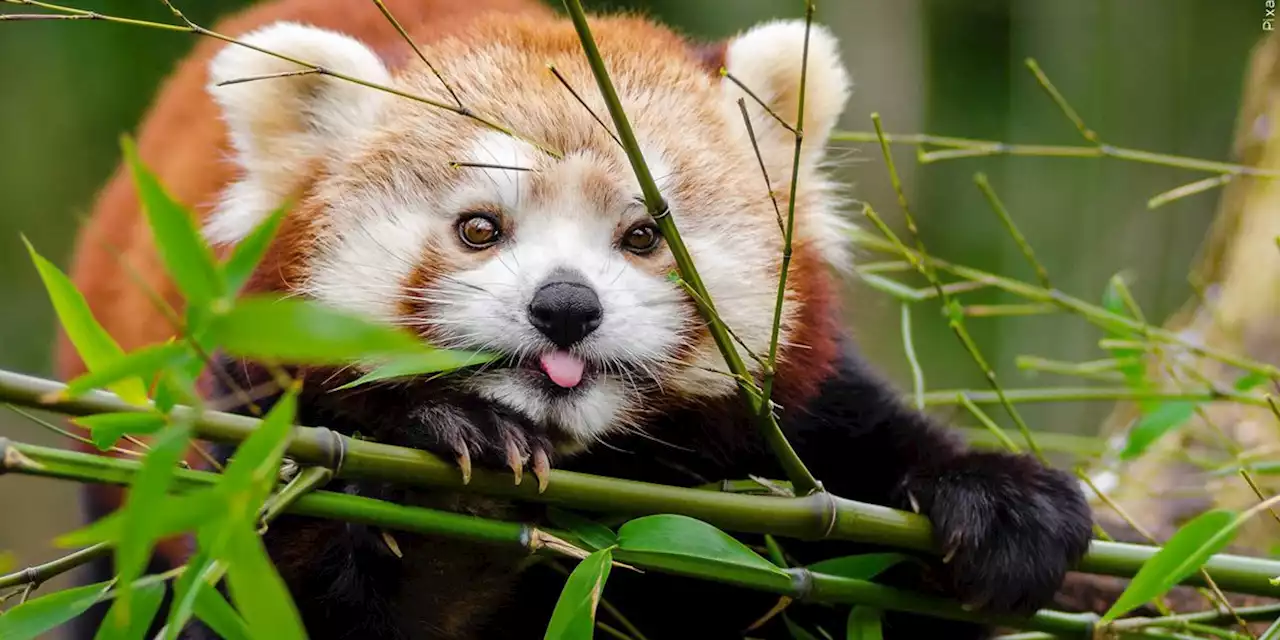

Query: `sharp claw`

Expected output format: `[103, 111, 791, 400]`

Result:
[455, 443, 472, 485]
[907, 489, 921, 514]
[506, 440, 523, 486]
[532, 448, 550, 494]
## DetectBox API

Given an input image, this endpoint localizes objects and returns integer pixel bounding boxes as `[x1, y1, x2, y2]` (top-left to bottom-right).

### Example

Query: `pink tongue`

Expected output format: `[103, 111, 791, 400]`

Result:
[539, 351, 586, 388]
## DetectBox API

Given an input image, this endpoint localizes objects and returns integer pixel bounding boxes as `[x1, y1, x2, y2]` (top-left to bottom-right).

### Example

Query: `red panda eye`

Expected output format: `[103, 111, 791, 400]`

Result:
[457, 214, 501, 249]
[621, 222, 661, 254]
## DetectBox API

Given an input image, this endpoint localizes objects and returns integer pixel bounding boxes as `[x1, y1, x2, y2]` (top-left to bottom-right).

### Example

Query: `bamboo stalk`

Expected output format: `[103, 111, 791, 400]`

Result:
[3, 371, 1280, 598]
[0, 436, 1101, 636]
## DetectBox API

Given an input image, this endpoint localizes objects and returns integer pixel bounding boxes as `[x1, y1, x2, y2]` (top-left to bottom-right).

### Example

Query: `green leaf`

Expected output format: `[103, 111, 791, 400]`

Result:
[24, 237, 149, 406]
[163, 553, 226, 640]
[334, 349, 503, 390]
[846, 607, 884, 640]
[72, 412, 168, 451]
[616, 515, 791, 591]
[806, 553, 909, 581]
[61, 342, 189, 402]
[1234, 371, 1269, 392]
[546, 508, 618, 551]
[222, 205, 287, 297]
[210, 296, 427, 366]
[544, 547, 614, 640]
[219, 386, 298, 520]
[783, 615, 823, 640]
[95, 579, 165, 640]
[0, 581, 112, 640]
[223, 522, 307, 640]
[57, 490, 225, 548]
[122, 137, 225, 307]
[192, 584, 253, 640]
[1101, 275, 1146, 388]
[110, 421, 192, 624]
[1102, 509, 1239, 622]
[1120, 401, 1198, 460]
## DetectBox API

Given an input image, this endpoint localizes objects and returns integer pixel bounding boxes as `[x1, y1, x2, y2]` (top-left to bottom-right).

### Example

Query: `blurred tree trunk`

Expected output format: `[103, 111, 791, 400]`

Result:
[1063, 31, 1280, 615]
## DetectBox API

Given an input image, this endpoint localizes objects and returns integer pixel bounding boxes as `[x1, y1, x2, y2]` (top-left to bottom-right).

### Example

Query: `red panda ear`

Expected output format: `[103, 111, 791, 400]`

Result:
[717, 20, 850, 175]
[205, 22, 390, 245]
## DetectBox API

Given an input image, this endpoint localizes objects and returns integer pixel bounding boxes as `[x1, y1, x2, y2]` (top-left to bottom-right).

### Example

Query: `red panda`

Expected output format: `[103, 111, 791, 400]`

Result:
[55, 0, 1094, 638]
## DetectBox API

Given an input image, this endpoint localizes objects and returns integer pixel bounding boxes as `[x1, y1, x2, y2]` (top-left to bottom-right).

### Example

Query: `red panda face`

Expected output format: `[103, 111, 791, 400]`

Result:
[205, 14, 852, 447]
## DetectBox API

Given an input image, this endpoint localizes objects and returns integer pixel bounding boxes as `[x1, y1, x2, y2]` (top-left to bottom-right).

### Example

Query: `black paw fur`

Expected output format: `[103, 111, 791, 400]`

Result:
[407, 402, 554, 491]
[899, 451, 1093, 614]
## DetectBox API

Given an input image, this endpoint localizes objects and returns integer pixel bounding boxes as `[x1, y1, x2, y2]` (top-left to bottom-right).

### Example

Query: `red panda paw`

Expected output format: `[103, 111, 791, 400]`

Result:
[407, 403, 554, 493]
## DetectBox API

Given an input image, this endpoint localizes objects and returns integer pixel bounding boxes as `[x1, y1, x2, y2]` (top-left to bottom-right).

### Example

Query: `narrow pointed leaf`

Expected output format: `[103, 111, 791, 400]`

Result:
[110, 421, 192, 623]
[1121, 401, 1198, 460]
[95, 580, 165, 640]
[1102, 509, 1238, 622]
[846, 607, 884, 640]
[223, 522, 306, 640]
[783, 615, 822, 640]
[334, 349, 502, 390]
[222, 205, 287, 297]
[57, 490, 225, 548]
[62, 342, 189, 402]
[544, 547, 614, 640]
[546, 508, 618, 551]
[210, 297, 427, 365]
[191, 583, 253, 640]
[72, 412, 167, 451]
[219, 386, 298, 516]
[806, 553, 909, 581]
[163, 553, 225, 640]
[24, 237, 148, 405]
[122, 137, 224, 307]
[616, 515, 790, 591]
[0, 581, 112, 640]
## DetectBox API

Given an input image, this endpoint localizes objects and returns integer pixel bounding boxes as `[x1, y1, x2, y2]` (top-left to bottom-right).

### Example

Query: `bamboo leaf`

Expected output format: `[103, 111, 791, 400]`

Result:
[616, 515, 791, 591]
[546, 508, 618, 551]
[845, 607, 884, 640]
[110, 421, 191, 624]
[122, 137, 225, 307]
[806, 553, 909, 581]
[222, 205, 287, 297]
[1120, 401, 1197, 461]
[163, 553, 225, 640]
[72, 412, 167, 451]
[23, 237, 148, 405]
[1234, 370, 1269, 392]
[223, 522, 307, 640]
[94, 579, 165, 640]
[62, 342, 189, 402]
[191, 579, 253, 640]
[57, 490, 224, 548]
[544, 547, 614, 640]
[333, 349, 503, 390]
[0, 581, 112, 640]
[1102, 509, 1238, 622]
[210, 297, 427, 366]
[783, 615, 823, 640]
[219, 386, 297, 516]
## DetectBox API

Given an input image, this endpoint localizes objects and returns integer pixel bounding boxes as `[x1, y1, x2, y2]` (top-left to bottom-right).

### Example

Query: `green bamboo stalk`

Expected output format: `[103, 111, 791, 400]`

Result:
[0, 437, 1100, 636]
[3, 372, 1280, 598]
[556, 0, 819, 495]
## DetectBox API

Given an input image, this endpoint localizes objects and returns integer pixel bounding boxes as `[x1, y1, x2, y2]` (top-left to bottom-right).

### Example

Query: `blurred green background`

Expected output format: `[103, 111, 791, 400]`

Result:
[0, 0, 1264, 633]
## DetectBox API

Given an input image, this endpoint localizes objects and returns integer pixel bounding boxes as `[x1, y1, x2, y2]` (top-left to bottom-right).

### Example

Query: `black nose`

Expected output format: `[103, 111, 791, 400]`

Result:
[528, 269, 603, 348]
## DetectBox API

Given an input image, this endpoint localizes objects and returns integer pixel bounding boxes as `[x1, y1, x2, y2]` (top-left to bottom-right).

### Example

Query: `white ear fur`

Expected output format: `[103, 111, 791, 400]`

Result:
[205, 22, 391, 244]
[722, 20, 854, 271]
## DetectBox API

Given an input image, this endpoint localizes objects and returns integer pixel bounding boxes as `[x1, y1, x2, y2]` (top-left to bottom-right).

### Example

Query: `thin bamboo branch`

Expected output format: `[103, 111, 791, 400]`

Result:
[556, 0, 820, 495]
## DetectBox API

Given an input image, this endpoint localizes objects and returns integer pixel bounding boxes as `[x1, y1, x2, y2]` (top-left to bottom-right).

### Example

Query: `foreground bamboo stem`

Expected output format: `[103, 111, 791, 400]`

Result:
[3, 371, 1280, 599]
[557, 0, 820, 495]
[0, 436, 1103, 636]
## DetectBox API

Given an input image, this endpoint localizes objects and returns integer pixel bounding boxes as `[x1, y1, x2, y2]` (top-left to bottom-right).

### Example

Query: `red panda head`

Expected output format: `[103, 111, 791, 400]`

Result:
[204, 13, 852, 448]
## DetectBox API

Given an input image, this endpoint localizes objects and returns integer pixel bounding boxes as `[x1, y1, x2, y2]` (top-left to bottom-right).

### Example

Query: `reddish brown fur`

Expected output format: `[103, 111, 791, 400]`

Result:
[58, 0, 841, 573]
